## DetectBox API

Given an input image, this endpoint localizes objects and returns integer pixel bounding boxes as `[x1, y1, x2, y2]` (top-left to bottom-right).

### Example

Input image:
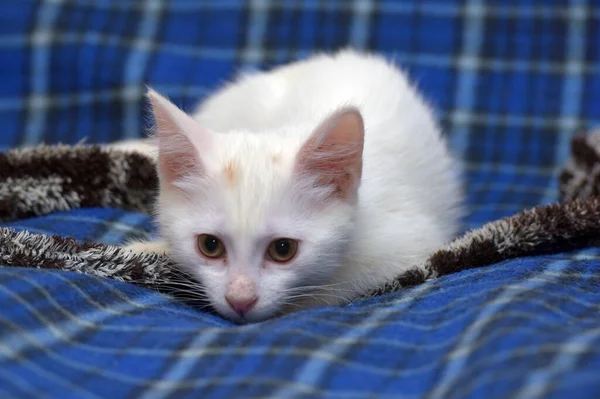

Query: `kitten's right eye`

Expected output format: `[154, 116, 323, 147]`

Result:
[197, 234, 226, 258]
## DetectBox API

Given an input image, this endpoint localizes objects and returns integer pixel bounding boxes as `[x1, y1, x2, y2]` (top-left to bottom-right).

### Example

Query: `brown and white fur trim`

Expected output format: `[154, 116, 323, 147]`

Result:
[363, 197, 600, 297]
[0, 144, 158, 222]
[559, 130, 600, 202]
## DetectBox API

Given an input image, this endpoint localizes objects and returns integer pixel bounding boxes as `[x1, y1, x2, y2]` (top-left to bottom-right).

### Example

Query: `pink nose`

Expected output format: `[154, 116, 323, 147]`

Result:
[226, 295, 258, 316]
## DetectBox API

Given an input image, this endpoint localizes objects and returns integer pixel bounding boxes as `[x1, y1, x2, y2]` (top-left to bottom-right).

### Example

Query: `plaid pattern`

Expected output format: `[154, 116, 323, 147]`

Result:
[2, 209, 600, 398]
[1, 1, 600, 398]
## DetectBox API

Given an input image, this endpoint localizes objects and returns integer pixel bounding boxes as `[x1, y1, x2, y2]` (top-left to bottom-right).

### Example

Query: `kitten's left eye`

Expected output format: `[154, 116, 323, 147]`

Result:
[267, 238, 298, 263]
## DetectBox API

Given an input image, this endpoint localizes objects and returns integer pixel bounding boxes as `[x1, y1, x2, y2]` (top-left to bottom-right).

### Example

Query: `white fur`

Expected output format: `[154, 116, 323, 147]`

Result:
[121, 49, 463, 323]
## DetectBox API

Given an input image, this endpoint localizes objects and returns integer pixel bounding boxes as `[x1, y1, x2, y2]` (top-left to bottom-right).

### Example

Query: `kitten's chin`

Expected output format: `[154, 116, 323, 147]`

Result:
[212, 301, 282, 324]
[214, 293, 348, 323]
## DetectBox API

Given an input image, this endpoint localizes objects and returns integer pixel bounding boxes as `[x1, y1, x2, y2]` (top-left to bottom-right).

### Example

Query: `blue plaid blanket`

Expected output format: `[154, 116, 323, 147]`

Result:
[1, 1, 600, 398]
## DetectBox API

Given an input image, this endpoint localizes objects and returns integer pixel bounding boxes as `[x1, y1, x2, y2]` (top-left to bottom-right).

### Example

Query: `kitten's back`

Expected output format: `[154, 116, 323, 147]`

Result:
[194, 50, 418, 132]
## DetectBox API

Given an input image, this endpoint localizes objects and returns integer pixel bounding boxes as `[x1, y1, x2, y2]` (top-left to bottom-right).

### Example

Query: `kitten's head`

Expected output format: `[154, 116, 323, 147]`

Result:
[148, 89, 364, 323]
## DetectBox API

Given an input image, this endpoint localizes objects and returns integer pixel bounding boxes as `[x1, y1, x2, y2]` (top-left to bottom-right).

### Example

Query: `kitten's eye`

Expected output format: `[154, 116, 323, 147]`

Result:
[267, 238, 298, 263]
[197, 234, 226, 258]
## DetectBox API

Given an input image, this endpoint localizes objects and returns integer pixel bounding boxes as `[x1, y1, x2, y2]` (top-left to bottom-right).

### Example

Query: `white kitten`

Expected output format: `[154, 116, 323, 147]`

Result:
[121, 50, 463, 323]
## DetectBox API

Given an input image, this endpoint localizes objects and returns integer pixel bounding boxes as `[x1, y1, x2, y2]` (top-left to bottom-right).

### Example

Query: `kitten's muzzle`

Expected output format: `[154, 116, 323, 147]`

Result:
[226, 275, 258, 316]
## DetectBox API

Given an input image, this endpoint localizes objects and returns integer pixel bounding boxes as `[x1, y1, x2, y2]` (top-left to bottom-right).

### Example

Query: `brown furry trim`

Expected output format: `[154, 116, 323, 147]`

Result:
[559, 130, 600, 202]
[0, 145, 157, 222]
[364, 197, 600, 297]
[0, 227, 210, 310]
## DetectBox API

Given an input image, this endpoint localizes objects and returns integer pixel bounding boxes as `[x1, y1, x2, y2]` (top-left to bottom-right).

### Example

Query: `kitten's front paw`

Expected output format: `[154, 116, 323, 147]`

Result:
[122, 241, 169, 256]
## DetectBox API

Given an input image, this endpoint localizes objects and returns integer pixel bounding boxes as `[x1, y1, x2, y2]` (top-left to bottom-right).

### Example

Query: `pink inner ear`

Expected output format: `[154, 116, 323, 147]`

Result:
[296, 107, 365, 200]
[158, 134, 202, 185]
[147, 88, 208, 186]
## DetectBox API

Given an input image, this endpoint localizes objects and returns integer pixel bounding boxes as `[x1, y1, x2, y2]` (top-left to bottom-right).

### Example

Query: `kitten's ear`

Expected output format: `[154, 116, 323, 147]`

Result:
[147, 88, 211, 187]
[295, 107, 364, 201]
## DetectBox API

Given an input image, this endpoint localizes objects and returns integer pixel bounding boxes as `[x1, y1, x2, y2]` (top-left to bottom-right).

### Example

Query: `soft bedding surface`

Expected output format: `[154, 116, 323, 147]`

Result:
[1, 1, 600, 398]
[3, 208, 600, 399]
[1, 148, 600, 399]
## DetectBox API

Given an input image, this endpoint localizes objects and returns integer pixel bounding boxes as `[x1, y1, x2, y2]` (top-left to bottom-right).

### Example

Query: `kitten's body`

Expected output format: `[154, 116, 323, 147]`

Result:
[119, 50, 463, 322]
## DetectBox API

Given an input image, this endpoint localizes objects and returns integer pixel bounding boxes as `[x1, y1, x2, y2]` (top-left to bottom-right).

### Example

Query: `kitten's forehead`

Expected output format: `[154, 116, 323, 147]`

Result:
[209, 132, 301, 235]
